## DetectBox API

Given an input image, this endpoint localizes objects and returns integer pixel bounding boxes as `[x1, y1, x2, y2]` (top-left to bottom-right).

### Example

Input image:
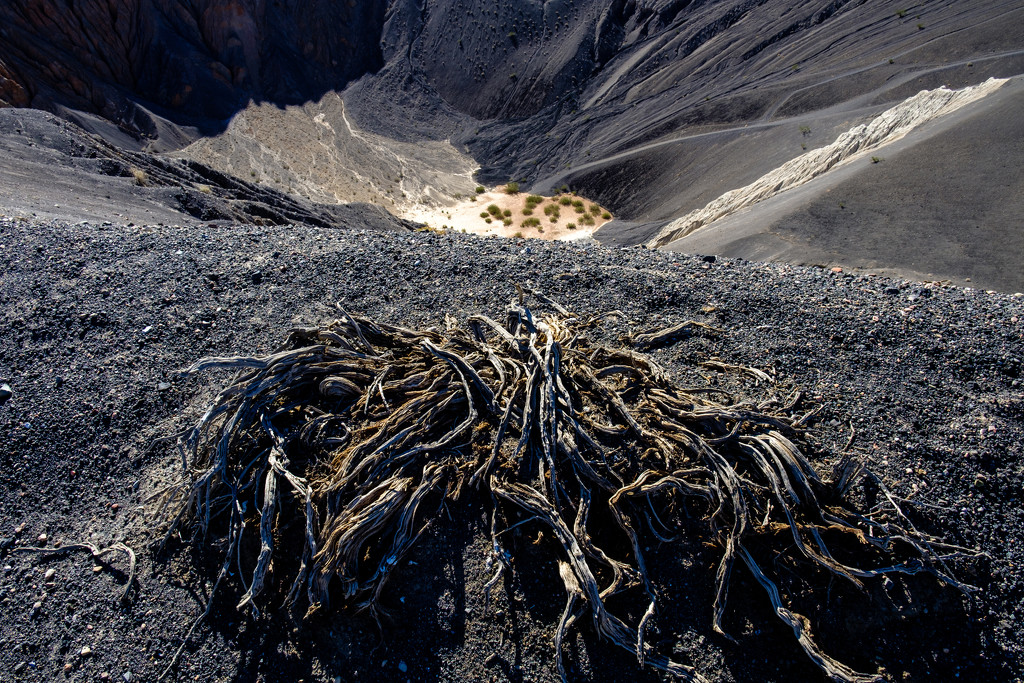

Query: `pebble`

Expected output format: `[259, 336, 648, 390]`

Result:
[0, 383, 12, 404]
[37, 533, 47, 544]
[44, 568, 56, 581]
[80, 646, 92, 657]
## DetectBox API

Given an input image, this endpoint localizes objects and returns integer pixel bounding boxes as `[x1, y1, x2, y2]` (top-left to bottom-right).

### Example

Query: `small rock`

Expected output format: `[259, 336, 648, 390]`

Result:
[80, 646, 92, 658]
[44, 568, 55, 581]
[31, 601, 42, 618]
[14, 661, 27, 674]
[37, 533, 47, 544]
[64, 663, 73, 673]
[123, 673, 133, 682]
[15, 523, 25, 534]
[100, 673, 110, 681]
[0, 536, 13, 550]
[0, 383, 12, 405]
[484, 653, 499, 667]
[398, 661, 408, 673]
[157, 382, 171, 392]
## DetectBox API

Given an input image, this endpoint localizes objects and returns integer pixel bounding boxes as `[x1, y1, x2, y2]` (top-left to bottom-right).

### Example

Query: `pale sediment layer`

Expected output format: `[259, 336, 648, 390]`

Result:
[649, 78, 1008, 248]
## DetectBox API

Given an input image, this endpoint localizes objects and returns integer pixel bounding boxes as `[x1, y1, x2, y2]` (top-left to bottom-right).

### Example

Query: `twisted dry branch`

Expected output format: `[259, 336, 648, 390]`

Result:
[155, 296, 973, 682]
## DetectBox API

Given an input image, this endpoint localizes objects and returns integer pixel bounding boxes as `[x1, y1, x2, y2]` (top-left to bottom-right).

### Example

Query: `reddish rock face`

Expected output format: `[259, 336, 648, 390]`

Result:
[0, 0, 386, 136]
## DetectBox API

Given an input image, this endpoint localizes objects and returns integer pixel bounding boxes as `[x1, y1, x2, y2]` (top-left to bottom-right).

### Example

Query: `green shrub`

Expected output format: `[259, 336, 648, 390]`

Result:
[589, 203, 601, 214]
[526, 194, 544, 206]
[480, 211, 490, 219]
[601, 212, 611, 220]
[512, 231, 524, 238]
[522, 217, 541, 228]
[522, 208, 533, 216]
[559, 196, 572, 206]
[566, 222, 576, 230]
[475, 185, 486, 194]
[503, 218, 513, 226]
[505, 182, 520, 194]
[549, 216, 558, 223]
[487, 204, 502, 216]
[579, 214, 595, 226]
[485, 218, 493, 223]
[503, 209, 512, 217]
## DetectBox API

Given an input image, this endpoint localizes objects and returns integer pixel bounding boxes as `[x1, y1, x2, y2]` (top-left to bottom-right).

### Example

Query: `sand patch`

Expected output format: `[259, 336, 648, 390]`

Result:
[402, 185, 613, 241]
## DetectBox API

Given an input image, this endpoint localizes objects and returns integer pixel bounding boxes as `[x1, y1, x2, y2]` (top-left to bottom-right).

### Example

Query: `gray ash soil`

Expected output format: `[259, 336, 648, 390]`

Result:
[1, 217, 1022, 682]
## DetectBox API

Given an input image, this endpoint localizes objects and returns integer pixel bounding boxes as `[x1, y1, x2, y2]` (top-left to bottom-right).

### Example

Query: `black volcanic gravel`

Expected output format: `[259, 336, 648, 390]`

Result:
[0, 217, 1022, 682]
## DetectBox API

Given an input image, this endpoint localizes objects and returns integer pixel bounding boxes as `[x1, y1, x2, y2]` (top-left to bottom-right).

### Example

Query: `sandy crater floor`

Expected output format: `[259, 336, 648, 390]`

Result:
[402, 186, 613, 241]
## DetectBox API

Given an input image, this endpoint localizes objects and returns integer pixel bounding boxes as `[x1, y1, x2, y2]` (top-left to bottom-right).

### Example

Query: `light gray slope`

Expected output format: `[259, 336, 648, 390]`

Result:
[663, 76, 1024, 292]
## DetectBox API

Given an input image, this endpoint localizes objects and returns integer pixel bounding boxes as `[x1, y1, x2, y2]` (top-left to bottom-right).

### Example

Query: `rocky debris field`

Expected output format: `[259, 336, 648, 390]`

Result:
[0, 216, 1022, 682]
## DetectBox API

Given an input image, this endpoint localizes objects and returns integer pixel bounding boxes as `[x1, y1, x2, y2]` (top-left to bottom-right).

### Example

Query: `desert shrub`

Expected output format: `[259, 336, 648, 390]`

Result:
[161, 297, 970, 683]
[480, 212, 490, 219]
[526, 195, 544, 206]
[579, 214, 595, 226]
[503, 209, 512, 217]
[549, 216, 558, 223]
[485, 218, 493, 223]
[522, 217, 541, 228]
[505, 182, 520, 194]
[197, 184, 212, 194]
[512, 231, 523, 238]
[475, 185, 486, 194]
[131, 168, 148, 186]
[566, 222, 576, 230]
[558, 196, 572, 206]
[487, 204, 502, 217]
[522, 208, 533, 216]
[602, 212, 611, 220]
[590, 203, 601, 214]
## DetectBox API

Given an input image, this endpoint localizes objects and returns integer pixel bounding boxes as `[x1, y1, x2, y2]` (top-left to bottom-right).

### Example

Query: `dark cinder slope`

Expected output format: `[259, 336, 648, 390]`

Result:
[1, 219, 1023, 682]
[0, 0, 387, 145]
